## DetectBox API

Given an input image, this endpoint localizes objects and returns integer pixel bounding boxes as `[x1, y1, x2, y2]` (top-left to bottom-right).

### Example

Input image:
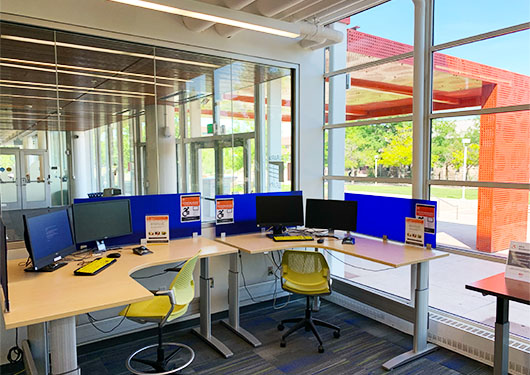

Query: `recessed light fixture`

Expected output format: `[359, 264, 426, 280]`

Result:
[109, 0, 300, 39]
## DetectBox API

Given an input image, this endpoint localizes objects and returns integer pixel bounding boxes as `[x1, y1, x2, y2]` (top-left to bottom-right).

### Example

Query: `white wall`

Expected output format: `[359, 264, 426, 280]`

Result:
[0, 0, 325, 364]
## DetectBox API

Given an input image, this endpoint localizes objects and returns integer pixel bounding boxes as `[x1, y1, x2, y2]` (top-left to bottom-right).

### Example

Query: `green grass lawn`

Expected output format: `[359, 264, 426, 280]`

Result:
[344, 183, 479, 200]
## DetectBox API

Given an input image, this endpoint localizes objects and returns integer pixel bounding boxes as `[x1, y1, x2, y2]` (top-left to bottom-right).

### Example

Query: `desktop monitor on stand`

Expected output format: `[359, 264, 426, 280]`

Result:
[0, 218, 9, 311]
[23, 209, 77, 272]
[305, 199, 358, 241]
[72, 199, 132, 251]
[255, 195, 304, 237]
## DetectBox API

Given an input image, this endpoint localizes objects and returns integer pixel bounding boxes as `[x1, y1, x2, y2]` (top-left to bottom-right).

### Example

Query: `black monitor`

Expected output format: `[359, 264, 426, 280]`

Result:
[72, 199, 132, 250]
[255, 195, 304, 235]
[305, 199, 358, 234]
[23, 209, 76, 272]
[0, 218, 9, 311]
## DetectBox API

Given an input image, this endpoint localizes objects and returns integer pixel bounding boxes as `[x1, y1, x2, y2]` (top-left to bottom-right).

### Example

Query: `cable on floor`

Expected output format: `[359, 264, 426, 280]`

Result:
[7, 328, 23, 364]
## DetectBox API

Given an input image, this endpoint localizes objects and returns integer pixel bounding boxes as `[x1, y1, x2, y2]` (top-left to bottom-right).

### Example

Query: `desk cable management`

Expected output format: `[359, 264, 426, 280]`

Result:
[7, 327, 23, 365]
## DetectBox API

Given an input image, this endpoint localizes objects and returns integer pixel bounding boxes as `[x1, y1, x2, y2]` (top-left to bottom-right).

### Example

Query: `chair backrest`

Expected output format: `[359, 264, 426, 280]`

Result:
[281, 250, 329, 277]
[169, 251, 200, 305]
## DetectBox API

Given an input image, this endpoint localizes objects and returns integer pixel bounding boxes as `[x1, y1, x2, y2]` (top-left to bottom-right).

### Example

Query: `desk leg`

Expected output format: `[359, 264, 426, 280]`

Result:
[24, 322, 49, 374]
[192, 257, 233, 358]
[220, 252, 262, 347]
[494, 297, 509, 375]
[49, 317, 80, 375]
[382, 262, 437, 370]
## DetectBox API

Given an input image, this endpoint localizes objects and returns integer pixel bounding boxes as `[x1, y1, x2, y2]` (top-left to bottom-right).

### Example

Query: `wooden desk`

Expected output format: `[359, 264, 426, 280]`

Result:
[216, 232, 449, 371]
[466, 273, 530, 375]
[3, 237, 237, 374]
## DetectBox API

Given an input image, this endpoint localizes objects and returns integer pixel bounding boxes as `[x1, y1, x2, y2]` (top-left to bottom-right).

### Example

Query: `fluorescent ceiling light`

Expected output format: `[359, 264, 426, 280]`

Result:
[109, 0, 300, 39]
[1, 57, 188, 83]
[1, 35, 219, 68]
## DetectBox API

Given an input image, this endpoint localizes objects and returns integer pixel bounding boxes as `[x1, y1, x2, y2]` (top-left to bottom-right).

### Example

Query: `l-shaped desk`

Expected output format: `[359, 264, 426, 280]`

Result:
[3, 233, 448, 374]
[216, 232, 449, 370]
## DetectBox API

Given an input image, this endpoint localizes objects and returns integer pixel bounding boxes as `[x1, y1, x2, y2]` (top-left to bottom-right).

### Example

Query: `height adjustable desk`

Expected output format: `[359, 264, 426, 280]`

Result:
[216, 232, 449, 370]
[2, 237, 237, 375]
[466, 273, 530, 375]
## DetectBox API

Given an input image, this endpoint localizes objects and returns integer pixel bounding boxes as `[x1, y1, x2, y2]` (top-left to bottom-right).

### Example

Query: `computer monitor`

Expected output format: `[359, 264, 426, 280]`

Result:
[72, 199, 132, 250]
[0, 218, 9, 311]
[305, 199, 358, 234]
[23, 209, 76, 272]
[255, 195, 304, 235]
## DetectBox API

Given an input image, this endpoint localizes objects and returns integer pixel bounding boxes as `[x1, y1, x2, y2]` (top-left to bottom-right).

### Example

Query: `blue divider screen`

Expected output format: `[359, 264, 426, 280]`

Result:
[215, 191, 303, 236]
[344, 193, 437, 248]
[73, 193, 201, 247]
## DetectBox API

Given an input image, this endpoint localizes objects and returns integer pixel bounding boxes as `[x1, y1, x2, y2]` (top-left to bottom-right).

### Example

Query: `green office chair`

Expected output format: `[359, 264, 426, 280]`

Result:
[277, 250, 340, 353]
[119, 251, 200, 375]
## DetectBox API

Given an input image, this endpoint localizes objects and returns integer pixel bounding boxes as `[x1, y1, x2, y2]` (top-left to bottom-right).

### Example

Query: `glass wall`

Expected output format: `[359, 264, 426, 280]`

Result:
[0, 21, 295, 227]
[323, 0, 530, 340]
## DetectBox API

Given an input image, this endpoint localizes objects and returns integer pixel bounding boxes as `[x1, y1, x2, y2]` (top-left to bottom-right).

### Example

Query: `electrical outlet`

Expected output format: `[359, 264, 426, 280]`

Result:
[267, 266, 274, 276]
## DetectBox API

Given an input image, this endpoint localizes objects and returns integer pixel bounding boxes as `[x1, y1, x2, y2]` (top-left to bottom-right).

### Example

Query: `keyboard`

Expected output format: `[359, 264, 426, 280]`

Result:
[74, 257, 116, 276]
[272, 235, 314, 242]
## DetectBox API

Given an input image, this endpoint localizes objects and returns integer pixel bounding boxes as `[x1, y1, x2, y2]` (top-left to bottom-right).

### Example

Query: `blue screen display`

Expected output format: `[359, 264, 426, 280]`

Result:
[26, 210, 74, 263]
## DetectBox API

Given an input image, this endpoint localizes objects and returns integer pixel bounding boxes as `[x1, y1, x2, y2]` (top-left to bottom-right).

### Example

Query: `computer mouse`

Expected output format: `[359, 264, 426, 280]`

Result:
[317, 238, 325, 244]
[107, 252, 121, 258]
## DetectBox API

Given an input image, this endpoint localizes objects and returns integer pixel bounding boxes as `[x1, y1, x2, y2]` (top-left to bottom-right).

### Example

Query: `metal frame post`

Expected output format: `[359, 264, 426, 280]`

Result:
[221, 252, 262, 347]
[494, 297, 509, 375]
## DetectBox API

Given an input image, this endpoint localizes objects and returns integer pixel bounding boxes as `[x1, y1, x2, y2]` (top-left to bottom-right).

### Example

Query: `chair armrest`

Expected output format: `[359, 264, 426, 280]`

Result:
[164, 267, 182, 272]
[149, 289, 176, 306]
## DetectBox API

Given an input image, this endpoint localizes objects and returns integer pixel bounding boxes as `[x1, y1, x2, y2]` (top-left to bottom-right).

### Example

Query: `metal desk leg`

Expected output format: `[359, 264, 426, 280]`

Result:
[494, 297, 509, 375]
[192, 257, 233, 358]
[382, 262, 438, 370]
[220, 252, 262, 347]
[49, 317, 80, 375]
[24, 322, 49, 375]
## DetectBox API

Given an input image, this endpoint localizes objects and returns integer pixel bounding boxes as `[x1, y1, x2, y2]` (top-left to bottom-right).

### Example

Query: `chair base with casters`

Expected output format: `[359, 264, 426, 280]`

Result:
[125, 323, 195, 375]
[278, 296, 340, 353]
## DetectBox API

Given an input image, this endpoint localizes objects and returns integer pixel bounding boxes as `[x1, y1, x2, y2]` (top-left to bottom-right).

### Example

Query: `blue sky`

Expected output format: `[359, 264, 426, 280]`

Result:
[348, 0, 530, 75]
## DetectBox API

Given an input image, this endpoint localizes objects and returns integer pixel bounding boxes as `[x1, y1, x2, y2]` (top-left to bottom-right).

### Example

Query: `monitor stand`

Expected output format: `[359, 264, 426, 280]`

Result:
[24, 262, 67, 272]
[266, 225, 286, 239]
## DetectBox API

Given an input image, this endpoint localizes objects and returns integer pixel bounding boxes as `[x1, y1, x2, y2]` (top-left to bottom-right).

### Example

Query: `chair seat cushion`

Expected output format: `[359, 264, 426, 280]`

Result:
[282, 279, 330, 295]
[119, 295, 188, 322]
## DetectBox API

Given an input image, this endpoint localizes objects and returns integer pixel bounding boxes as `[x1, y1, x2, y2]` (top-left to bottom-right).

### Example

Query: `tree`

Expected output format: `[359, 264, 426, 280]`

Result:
[431, 119, 459, 178]
[379, 123, 412, 177]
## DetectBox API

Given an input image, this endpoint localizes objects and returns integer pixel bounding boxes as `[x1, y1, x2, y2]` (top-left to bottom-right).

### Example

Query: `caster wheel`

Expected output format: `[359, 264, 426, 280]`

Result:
[277, 324, 284, 331]
[318, 345, 324, 353]
[333, 330, 341, 338]
[280, 340, 286, 348]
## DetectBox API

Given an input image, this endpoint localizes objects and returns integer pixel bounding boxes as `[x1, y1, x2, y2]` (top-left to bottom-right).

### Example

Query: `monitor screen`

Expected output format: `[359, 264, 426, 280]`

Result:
[255, 195, 304, 228]
[72, 199, 132, 244]
[305, 199, 357, 232]
[0, 218, 8, 312]
[23, 209, 76, 270]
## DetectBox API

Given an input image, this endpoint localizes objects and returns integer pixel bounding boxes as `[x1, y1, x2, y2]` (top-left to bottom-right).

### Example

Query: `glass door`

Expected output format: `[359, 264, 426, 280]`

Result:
[0, 149, 50, 210]
[0, 149, 22, 210]
[21, 150, 50, 209]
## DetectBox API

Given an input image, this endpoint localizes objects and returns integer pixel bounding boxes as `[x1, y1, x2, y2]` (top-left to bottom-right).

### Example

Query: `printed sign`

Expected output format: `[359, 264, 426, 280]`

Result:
[146, 215, 169, 243]
[180, 194, 201, 222]
[416, 204, 436, 234]
[505, 241, 530, 283]
[405, 217, 424, 247]
[216, 198, 234, 225]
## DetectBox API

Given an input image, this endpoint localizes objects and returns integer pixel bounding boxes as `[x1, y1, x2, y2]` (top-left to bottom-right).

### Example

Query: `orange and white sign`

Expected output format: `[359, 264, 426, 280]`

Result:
[216, 198, 234, 225]
[146, 215, 169, 243]
[405, 217, 424, 247]
[181, 194, 201, 222]
[416, 204, 436, 234]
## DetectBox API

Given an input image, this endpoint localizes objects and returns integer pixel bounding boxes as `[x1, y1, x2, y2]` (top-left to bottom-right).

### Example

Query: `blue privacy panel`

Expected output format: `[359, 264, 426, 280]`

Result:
[215, 191, 303, 236]
[73, 193, 201, 247]
[344, 193, 437, 248]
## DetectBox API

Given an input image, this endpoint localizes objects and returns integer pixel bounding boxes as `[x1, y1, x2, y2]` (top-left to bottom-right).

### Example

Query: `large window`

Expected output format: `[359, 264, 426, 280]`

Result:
[323, 0, 530, 341]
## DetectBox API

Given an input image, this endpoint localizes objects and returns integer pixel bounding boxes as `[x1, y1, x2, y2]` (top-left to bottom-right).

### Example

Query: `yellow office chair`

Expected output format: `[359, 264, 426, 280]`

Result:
[119, 251, 200, 375]
[277, 250, 340, 353]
